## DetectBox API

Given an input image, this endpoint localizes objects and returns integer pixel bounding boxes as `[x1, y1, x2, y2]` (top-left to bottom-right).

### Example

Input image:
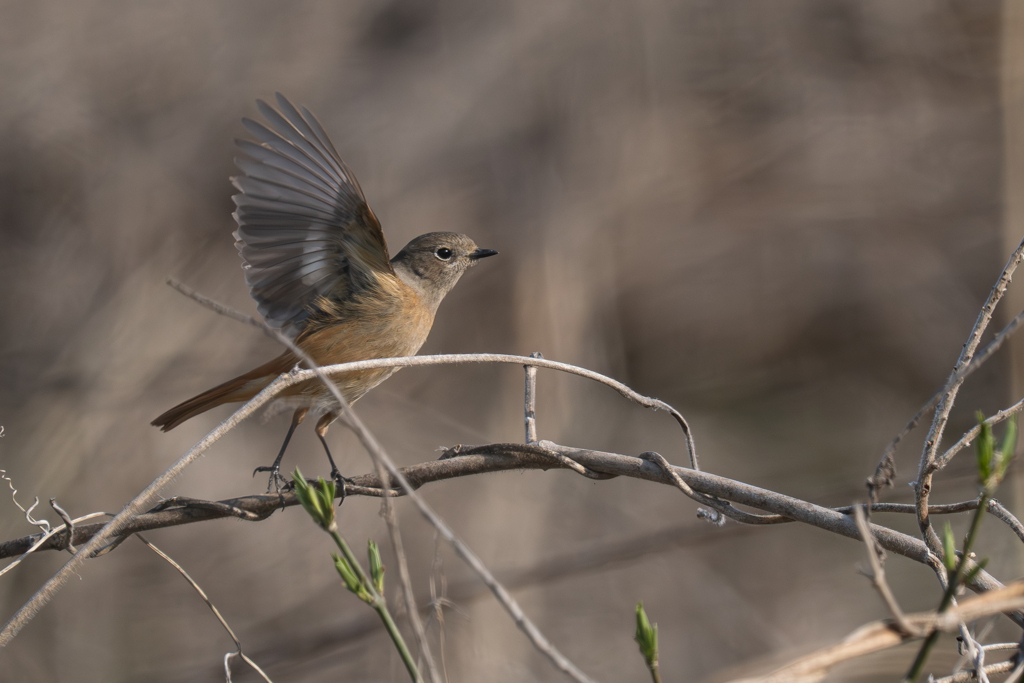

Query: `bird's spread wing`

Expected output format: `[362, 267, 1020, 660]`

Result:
[232, 93, 393, 338]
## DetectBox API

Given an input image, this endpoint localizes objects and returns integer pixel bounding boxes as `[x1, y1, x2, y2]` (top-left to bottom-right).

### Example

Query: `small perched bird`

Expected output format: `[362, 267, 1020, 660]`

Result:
[152, 94, 497, 487]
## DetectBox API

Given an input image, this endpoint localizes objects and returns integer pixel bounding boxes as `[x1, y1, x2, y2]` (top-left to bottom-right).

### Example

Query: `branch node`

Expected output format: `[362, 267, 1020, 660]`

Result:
[696, 508, 726, 526]
[48, 499, 76, 553]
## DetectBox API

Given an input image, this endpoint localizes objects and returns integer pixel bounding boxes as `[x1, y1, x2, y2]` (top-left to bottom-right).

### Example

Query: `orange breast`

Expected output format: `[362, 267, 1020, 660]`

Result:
[285, 276, 434, 405]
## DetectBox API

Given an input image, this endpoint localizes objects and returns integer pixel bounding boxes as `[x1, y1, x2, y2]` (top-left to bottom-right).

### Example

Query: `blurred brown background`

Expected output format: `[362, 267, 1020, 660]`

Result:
[0, 1, 1020, 681]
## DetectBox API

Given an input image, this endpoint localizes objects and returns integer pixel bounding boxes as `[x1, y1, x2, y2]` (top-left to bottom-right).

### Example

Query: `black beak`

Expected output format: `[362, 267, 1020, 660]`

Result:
[469, 248, 498, 260]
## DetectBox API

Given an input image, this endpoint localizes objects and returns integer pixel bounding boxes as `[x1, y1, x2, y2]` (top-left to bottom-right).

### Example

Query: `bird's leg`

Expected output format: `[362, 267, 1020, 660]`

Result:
[315, 412, 350, 494]
[254, 407, 308, 492]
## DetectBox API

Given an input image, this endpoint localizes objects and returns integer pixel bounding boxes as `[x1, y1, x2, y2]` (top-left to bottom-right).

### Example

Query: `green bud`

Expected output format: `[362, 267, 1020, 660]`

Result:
[333, 552, 371, 603]
[995, 418, 1018, 485]
[975, 413, 994, 485]
[942, 522, 958, 574]
[634, 602, 658, 667]
[292, 468, 336, 531]
[368, 539, 385, 596]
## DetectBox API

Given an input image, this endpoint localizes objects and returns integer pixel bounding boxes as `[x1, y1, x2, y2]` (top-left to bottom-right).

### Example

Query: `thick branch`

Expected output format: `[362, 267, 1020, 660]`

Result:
[3, 441, 1017, 624]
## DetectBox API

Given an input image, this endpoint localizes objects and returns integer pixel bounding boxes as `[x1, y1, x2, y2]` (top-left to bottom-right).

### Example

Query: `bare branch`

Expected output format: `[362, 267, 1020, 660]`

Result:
[913, 238, 1024, 553]
[934, 398, 1024, 473]
[868, 234, 1024, 503]
[641, 450, 783, 525]
[0, 512, 110, 577]
[869, 303, 1024, 497]
[985, 500, 1024, 544]
[2, 442, 1017, 630]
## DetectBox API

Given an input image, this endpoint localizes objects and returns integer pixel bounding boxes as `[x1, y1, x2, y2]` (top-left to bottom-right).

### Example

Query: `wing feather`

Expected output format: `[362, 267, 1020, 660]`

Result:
[232, 95, 393, 338]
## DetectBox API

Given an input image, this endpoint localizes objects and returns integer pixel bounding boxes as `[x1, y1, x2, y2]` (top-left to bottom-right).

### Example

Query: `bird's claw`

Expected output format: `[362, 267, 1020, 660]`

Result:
[253, 465, 288, 493]
[330, 469, 353, 504]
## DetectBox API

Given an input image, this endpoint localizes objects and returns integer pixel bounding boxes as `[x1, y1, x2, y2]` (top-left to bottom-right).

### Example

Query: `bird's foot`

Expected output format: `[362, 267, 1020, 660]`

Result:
[253, 465, 288, 493]
[330, 468, 353, 504]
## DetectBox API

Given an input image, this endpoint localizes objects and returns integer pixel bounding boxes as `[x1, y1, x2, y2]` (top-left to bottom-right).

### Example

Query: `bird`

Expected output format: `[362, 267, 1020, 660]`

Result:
[152, 94, 497, 489]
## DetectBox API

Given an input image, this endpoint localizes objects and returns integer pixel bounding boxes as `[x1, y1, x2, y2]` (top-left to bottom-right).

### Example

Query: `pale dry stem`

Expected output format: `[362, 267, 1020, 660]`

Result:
[853, 505, 918, 636]
[135, 535, 273, 683]
[727, 582, 1024, 683]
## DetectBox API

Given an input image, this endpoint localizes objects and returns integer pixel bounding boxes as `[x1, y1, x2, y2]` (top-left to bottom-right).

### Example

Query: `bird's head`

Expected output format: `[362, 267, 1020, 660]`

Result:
[391, 232, 497, 312]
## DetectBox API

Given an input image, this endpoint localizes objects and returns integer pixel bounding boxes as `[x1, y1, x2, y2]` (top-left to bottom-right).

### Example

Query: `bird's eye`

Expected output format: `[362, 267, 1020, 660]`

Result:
[435, 247, 453, 261]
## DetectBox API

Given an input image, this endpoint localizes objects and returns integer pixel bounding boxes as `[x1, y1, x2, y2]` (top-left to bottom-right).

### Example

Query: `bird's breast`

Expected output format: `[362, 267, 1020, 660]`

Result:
[288, 280, 434, 404]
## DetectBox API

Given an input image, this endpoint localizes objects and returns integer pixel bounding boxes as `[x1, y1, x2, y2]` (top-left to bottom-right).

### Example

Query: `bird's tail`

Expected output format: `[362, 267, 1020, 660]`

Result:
[151, 352, 296, 431]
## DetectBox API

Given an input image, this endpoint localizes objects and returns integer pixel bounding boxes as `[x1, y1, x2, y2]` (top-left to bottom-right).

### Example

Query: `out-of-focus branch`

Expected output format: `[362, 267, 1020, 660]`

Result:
[933, 659, 1019, 683]
[727, 582, 1024, 683]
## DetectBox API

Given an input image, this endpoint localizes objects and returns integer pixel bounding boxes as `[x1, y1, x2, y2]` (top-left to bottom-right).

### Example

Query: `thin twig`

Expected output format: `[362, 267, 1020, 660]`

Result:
[0, 512, 110, 578]
[1, 469, 50, 533]
[447, 442, 614, 480]
[0, 372, 290, 646]
[428, 533, 452, 683]
[48, 499, 76, 553]
[869, 235, 1024, 499]
[974, 642, 1021, 653]
[914, 238, 1024, 553]
[1005, 657, 1024, 683]
[641, 451, 782, 525]
[870, 305, 1024, 497]
[374, 462, 439, 683]
[933, 659, 1018, 683]
[934, 400, 1024, 473]
[956, 620, 990, 683]
[853, 505, 918, 636]
[151, 496, 272, 522]
[135, 535, 272, 683]
[985, 500, 1024, 544]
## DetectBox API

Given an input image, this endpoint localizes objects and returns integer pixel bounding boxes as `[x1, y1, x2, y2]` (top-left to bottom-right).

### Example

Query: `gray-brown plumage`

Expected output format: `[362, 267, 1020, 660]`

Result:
[152, 94, 496, 483]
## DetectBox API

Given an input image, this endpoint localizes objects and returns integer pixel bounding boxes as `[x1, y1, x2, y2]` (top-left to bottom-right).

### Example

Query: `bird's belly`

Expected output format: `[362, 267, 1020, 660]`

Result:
[284, 310, 432, 408]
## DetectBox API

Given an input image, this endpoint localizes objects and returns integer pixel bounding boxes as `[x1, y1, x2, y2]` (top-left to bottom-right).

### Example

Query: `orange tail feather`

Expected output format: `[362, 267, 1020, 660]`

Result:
[151, 352, 295, 431]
